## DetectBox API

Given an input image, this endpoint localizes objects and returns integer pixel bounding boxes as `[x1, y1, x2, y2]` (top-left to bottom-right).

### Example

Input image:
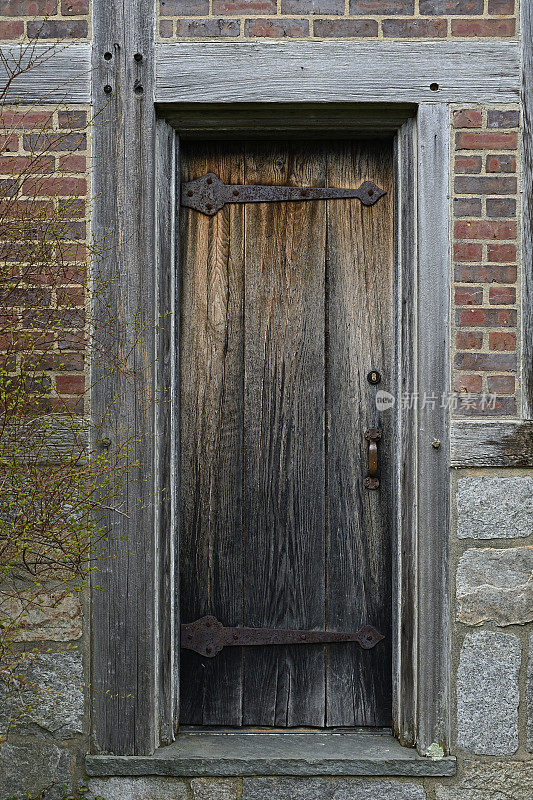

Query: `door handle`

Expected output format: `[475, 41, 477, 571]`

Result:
[364, 428, 381, 490]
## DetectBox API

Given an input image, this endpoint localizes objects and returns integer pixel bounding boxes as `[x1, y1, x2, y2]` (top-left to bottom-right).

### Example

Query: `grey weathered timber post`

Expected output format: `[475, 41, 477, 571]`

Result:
[91, 0, 162, 755]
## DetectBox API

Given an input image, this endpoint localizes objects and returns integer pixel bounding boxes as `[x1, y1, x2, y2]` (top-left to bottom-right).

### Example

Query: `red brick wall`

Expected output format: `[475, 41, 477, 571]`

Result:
[452, 105, 520, 416]
[0, 107, 89, 413]
[0, 0, 89, 40]
[158, 0, 517, 40]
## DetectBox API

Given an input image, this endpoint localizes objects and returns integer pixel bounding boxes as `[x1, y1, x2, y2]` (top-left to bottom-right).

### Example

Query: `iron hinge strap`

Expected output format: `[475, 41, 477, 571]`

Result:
[181, 616, 385, 658]
[181, 173, 386, 216]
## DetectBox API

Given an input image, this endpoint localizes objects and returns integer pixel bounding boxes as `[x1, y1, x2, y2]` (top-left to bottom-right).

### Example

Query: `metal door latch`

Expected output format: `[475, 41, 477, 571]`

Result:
[364, 428, 381, 490]
[181, 616, 384, 658]
[181, 173, 386, 216]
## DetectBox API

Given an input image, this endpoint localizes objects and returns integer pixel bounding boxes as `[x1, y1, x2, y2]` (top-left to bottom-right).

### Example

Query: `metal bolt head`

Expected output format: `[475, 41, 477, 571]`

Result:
[100, 437, 112, 449]
[432, 439, 441, 450]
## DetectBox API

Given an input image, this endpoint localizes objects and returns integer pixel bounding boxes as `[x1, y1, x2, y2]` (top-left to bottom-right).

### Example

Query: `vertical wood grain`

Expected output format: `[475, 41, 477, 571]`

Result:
[325, 141, 394, 728]
[242, 142, 327, 726]
[522, 1, 533, 419]
[179, 143, 245, 726]
[155, 120, 179, 745]
[91, 0, 159, 755]
[416, 104, 451, 755]
[392, 119, 418, 747]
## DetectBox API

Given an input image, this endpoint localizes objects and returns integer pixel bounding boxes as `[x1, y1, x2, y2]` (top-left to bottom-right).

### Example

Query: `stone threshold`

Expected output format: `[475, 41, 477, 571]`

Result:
[86, 731, 456, 778]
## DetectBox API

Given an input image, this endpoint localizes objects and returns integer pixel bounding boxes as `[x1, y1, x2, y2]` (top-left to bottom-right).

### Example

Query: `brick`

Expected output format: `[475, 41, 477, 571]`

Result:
[282, 0, 343, 12]
[454, 220, 516, 240]
[453, 108, 482, 128]
[486, 198, 516, 218]
[456, 394, 517, 415]
[455, 352, 516, 371]
[314, 19, 378, 37]
[456, 331, 483, 349]
[174, 19, 240, 36]
[451, 18, 516, 37]
[160, 0, 209, 12]
[489, 285, 516, 304]
[0, 134, 19, 152]
[349, 0, 414, 11]
[0, 110, 53, 128]
[61, 0, 89, 11]
[453, 197, 482, 217]
[487, 109, 520, 128]
[0, 155, 55, 174]
[23, 176, 87, 196]
[27, 19, 89, 38]
[488, 242, 516, 262]
[455, 131, 517, 149]
[382, 19, 447, 38]
[454, 373, 482, 393]
[245, 18, 309, 37]
[58, 110, 87, 130]
[488, 374, 515, 393]
[0, 0, 56, 12]
[419, 0, 483, 13]
[0, 21, 24, 38]
[59, 154, 87, 172]
[454, 175, 517, 194]
[217, 0, 278, 10]
[159, 19, 173, 36]
[454, 264, 516, 283]
[489, 331, 516, 351]
[488, 0, 514, 12]
[455, 286, 483, 305]
[23, 132, 87, 152]
[456, 307, 516, 326]
[486, 154, 516, 173]
[454, 242, 482, 261]
[56, 374, 85, 394]
[455, 155, 482, 174]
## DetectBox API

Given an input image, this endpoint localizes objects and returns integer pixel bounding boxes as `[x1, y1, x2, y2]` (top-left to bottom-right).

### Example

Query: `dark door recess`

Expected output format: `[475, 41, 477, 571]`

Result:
[179, 139, 394, 728]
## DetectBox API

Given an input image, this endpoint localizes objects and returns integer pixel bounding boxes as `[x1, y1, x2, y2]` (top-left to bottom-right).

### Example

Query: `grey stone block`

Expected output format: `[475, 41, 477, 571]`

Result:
[191, 778, 240, 800]
[88, 777, 189, 800]
[242, 778, 426, 799]
[435, 758, 533, 799]
[456, 476, 533, 539]
[0, 650, 83, 738]
[456, 630, 520, 755]
[456, 546, 533, 626]
[526, 633, 533, 753]
[0, 740, 71, 800]
[0, 583, 82, 641]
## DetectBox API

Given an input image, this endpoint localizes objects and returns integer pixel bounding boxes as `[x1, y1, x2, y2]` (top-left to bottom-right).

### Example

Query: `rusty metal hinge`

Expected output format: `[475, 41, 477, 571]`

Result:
[181, 173, 386, 216]
[181, 615, 385, 658]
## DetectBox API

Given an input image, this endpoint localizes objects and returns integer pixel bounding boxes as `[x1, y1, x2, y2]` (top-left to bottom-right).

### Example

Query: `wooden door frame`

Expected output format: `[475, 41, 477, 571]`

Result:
[145, 104, 450, 756]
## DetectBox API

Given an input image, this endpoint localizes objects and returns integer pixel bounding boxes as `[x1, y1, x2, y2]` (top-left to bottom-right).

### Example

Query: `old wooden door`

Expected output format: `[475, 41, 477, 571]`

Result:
[179, 138, 394, 728]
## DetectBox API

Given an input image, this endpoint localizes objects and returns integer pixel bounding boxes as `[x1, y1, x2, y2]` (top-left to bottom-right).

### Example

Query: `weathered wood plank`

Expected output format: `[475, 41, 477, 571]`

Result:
[416, 104, 450, 756]
[91, 0, 159, 756]
[242, 142, 326, 726]
[450, 420, 533, 468]
[0, 43, 90, 102]
[155, 41, 519, 105]
[179, 142, 245, 726]
[392, 118, 417, 748]
[522, 0, 533, 419]
[326, 140, 393, 727]
[155, 119, 178, 745]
